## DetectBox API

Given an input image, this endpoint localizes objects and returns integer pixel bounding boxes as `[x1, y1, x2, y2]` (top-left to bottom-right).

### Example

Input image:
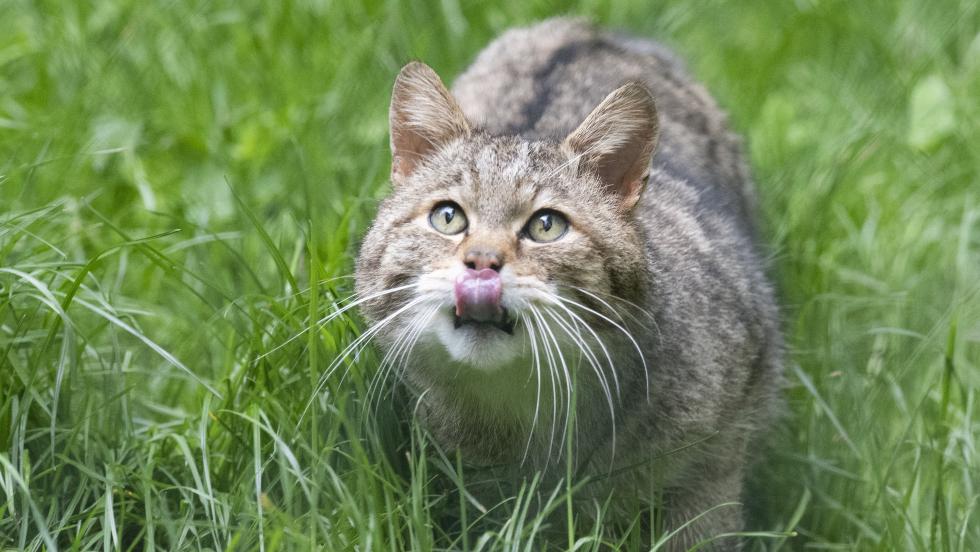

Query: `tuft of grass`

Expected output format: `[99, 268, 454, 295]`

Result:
[1, 0, 978, 550]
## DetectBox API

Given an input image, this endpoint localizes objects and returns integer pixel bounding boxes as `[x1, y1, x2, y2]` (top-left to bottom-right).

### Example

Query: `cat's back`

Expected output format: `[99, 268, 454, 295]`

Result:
[452, 18, 756, 230]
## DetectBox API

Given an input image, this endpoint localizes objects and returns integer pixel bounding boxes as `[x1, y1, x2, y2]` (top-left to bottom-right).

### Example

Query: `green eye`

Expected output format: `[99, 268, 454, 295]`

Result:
[429, 202, 468, 235]
[525, 209, 569, 243]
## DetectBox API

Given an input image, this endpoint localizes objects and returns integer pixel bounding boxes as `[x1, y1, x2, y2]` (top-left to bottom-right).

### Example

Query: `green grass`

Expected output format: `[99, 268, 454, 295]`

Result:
[1, 0, 979, 549]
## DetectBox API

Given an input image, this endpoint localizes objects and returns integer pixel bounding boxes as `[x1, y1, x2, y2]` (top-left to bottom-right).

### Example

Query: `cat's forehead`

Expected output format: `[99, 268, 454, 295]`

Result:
[449, 136, 568, 222]
[395, 135, 575, 226]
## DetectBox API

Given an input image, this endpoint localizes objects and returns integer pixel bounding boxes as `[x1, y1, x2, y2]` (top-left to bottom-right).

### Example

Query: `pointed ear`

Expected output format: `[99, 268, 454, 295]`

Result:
[562, 83, 659, 210]
[389, 61, 471, 184]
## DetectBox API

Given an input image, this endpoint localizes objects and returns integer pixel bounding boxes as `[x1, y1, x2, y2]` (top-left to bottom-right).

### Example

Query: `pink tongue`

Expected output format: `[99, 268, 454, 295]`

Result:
[454, 268, 503, 322]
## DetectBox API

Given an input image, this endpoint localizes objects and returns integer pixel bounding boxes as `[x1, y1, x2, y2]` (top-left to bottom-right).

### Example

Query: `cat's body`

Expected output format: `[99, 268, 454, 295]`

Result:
[355, 18, 782, 549]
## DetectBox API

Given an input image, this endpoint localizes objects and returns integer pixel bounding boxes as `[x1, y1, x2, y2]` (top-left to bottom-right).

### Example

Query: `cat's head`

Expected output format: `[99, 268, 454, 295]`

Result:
[355, 61, 658, 372]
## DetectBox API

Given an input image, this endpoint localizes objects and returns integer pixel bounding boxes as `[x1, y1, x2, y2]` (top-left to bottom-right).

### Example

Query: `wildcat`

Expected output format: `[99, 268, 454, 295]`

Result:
[354, 18, 782, 550]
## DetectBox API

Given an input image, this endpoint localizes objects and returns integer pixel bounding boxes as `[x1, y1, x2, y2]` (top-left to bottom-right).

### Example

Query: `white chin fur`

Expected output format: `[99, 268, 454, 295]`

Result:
[413, 266, 553, 371]
[431, 310, 523, 370]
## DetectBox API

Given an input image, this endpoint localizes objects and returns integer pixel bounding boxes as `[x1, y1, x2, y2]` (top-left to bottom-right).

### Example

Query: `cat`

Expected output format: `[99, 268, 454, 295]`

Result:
[354, 17, 783, 550]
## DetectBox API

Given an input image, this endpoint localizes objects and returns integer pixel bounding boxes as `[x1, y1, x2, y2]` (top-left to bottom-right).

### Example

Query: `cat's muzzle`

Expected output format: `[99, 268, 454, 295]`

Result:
[453, 268, 515, 334]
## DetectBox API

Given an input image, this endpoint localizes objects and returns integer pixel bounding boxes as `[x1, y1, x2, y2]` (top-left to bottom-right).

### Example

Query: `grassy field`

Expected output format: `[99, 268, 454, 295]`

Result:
[2, 0, 979, 550]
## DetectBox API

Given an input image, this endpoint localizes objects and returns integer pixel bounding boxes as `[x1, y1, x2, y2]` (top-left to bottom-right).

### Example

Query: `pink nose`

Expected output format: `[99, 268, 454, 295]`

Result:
[454, 268, 503, 322]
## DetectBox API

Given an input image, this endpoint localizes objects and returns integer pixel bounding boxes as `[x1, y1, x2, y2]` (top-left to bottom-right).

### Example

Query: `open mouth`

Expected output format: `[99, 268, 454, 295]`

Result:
[452, 307, 516, 335]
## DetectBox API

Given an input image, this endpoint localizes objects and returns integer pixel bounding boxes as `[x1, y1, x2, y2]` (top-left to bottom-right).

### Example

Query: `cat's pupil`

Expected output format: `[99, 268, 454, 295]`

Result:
[541, 215, 552, 232]
[443, 209, 454, 223]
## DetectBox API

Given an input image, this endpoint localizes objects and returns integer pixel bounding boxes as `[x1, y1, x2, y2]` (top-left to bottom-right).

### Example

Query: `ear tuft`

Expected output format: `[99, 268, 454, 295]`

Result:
[389, 61, 471, 184]
[562, 83, 659, 210]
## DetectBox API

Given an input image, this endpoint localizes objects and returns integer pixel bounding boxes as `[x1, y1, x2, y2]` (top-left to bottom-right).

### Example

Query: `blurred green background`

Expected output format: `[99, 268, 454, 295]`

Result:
[1, 0, 978, 550]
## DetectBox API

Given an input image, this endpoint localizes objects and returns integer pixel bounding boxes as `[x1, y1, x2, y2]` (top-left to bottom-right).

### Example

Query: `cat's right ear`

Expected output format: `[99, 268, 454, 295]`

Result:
[389, 61, 471, 184]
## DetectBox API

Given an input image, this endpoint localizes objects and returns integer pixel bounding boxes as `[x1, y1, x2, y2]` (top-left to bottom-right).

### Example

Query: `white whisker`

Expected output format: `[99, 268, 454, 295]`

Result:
[529, 305, 561, 462]
[544, 296, 621, 399]
[260, 282, 419, 361]
[301, 294, 430, 421]
[368, 304, 427, 405]
[568, 285, 661, 343]
[521, 313, 545, 466]
[392, 305, 439, 377]
[369, 304, 439, 408]
[543, 306, 618, 457]
[554, 295, 650, 400]
[530, 304, 573, 459]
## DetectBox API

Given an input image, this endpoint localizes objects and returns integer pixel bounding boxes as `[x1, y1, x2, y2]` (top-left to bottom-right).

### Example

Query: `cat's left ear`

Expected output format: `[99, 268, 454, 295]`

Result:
[389, 61, 471, 185]
[562, 82, 659, 210]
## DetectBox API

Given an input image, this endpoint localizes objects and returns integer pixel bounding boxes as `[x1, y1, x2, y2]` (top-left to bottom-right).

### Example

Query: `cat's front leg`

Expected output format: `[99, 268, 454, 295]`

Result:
[661, 467, 744, 552]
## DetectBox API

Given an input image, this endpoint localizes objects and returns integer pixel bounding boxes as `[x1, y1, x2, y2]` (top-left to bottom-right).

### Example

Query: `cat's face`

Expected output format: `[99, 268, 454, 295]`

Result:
[355, 62, 658, 374]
